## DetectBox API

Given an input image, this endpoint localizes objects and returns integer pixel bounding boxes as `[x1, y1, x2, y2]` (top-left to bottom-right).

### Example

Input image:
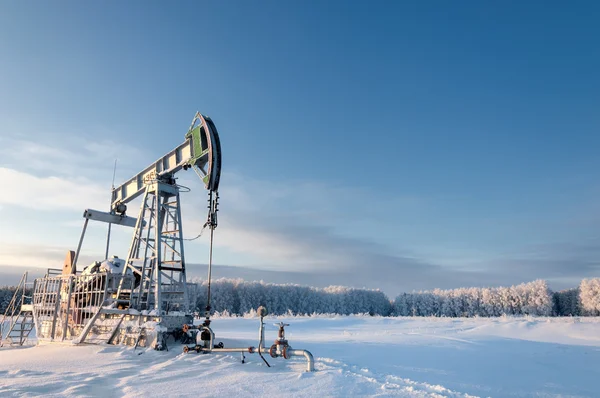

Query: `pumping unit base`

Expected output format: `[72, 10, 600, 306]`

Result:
[30, 272, 192, 349]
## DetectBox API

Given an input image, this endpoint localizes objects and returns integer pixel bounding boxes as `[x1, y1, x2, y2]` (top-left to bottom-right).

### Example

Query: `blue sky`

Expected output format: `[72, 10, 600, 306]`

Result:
[0, 1, 599, 295]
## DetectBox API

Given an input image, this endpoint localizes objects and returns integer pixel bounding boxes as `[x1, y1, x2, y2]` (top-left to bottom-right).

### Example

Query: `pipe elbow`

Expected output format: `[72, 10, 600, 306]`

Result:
[289, 349, 314, 372]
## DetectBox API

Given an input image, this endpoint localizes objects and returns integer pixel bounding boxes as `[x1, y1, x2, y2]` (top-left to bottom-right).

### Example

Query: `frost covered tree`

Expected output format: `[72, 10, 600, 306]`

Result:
[523, 280, 553, 316]
[392, 280, 554, 317]
[186, 278, 392, 316]
[553, 288, 580, 316]
[579, 279, 600, 316]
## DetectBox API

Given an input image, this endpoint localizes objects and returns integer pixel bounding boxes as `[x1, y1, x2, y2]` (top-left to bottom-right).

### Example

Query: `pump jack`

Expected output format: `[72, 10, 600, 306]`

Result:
[24, 112, 314, 371]
[29, 112, 221, 348]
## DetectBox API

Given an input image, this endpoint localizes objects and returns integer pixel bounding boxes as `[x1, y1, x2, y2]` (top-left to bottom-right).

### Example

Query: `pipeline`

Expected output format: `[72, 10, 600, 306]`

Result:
[201, 347, 257, 353]
[193, 346, 313, 372]
[287, 349, 315, 372]
[182, 307, 314, 372]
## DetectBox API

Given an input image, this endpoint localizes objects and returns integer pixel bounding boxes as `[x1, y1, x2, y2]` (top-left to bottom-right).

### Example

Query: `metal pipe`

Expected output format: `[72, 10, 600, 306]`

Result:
[155, 189, 162, 311]
[205, 217, 214, 320]
[61, 275, 73, 341]
[73, 218, 89, 267]
[105, 159, 118, 260]
[105, 224, 112, 261]
[203, 325, 214, 350]
[287, 349, 314, 372]
[203, 347, 257, 353]
[258, 316, 265, 350]
[256, 317, 270, 366]
[198, 346, 314, 372]
[50, 278, 63, 340]
[175, 189, 189, 312]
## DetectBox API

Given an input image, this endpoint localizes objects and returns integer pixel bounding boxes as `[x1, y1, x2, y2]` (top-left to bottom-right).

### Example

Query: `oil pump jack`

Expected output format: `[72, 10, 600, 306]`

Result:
[111, 111, 221, 316]
[26, 112, 314, 370]
[29, 112, 221, 348]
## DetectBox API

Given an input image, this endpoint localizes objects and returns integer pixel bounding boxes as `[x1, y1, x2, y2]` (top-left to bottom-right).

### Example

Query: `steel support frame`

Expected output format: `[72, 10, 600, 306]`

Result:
[120, 181, 188, 313]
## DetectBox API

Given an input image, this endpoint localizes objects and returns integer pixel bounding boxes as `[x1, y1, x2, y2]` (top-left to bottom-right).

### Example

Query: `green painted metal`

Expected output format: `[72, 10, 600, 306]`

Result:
[185, 126, 210, 163]
[185, 125, 210, 185]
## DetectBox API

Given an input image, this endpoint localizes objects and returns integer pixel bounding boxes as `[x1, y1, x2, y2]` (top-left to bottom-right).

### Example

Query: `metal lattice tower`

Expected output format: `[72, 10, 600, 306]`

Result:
[121, 180, 188, 312]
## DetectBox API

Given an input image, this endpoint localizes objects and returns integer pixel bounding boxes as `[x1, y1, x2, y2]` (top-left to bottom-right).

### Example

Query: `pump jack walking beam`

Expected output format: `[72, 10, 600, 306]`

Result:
[111, 112, 221, 212]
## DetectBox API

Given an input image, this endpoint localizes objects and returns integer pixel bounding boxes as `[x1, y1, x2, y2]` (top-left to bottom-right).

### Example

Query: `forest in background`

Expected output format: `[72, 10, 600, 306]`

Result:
[1, 277, 599, 317]
[186, 277, 600, 317]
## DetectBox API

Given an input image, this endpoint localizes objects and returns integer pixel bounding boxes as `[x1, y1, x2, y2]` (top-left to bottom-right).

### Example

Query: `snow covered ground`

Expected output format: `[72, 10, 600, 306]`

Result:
[1, 316, 600, 397]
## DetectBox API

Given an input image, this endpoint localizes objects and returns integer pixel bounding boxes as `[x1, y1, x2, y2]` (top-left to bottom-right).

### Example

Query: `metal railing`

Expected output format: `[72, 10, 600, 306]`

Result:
[1, 272, 34, 346]
[32, 273, 134, 341]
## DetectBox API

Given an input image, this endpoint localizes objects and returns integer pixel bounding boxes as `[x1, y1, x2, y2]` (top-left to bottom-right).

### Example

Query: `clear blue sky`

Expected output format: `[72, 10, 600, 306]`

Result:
[0, 1, 598, 294]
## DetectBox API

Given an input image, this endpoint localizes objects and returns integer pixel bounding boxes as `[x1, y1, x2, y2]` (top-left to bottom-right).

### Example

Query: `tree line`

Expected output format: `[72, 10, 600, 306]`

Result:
[187, 278, 393, 316]
[1, 278, 599, 317]
[187, 277, 600, 317]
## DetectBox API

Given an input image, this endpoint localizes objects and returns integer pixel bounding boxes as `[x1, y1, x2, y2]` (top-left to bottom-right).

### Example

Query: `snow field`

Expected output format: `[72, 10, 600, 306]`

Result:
[1, 316, 600, 397]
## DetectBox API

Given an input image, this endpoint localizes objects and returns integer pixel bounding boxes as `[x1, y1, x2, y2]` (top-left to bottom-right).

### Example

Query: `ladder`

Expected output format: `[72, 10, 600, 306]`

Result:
[119, 182, 189, 313]
[1, 272, 35, 347]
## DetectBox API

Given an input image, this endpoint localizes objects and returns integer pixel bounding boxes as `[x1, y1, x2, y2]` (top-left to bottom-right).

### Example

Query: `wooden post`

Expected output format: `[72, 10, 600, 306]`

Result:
[62, 250, 76, 275]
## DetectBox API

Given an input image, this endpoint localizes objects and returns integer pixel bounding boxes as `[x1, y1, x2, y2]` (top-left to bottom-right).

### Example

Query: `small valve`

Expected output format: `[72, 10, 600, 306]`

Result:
[269, 322, 291, 359]
[275, 322, 290, 340]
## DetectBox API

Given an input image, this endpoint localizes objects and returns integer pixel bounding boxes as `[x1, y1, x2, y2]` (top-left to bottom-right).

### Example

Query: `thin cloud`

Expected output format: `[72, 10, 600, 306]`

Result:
[181, 172, 600, 295]
[483, 240, 600, 288]
[1, 136, 598, 295]
[0, 242, 101, 271]
[0, 134, 146, 181]
[0, 167, 108, 211]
